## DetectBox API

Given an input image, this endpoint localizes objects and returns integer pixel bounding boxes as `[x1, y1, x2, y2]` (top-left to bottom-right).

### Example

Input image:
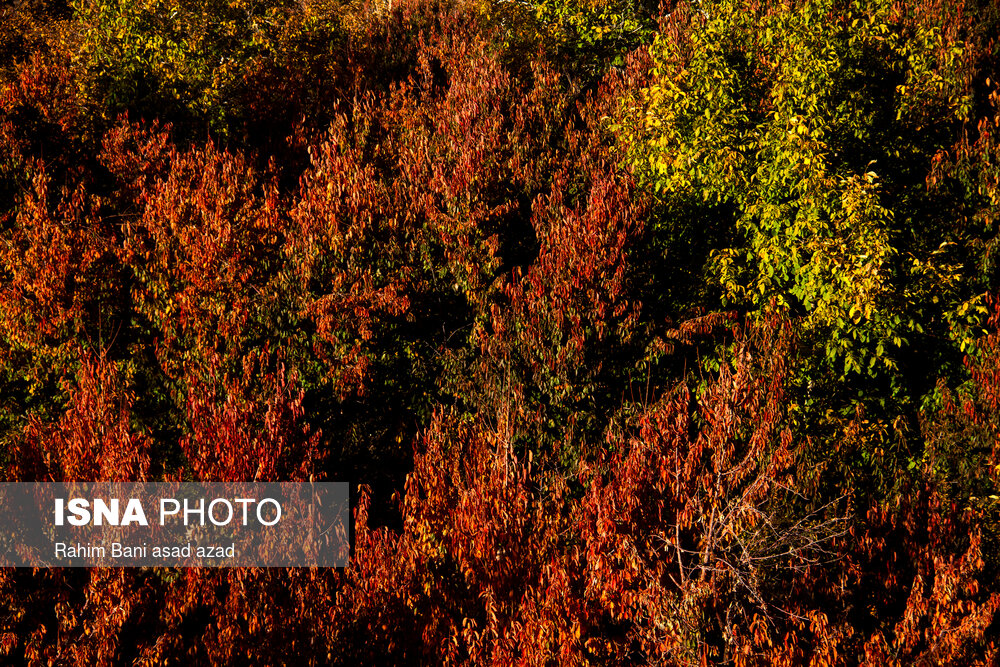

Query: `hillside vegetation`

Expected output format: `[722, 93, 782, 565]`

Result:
[1, 0, 1000, 663]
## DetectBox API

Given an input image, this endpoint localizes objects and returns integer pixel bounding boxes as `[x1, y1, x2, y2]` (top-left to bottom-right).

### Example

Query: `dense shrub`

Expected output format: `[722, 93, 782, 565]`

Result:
[1, 0, 999, 663]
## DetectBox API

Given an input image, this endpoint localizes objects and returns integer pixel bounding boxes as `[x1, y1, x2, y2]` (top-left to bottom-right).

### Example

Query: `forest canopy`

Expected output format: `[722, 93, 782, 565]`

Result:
[1, 0, 999, 663]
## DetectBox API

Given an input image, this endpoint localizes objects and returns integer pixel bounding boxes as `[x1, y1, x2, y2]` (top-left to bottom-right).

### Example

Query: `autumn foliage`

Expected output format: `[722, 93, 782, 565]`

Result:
[1, 0, 1000, 663]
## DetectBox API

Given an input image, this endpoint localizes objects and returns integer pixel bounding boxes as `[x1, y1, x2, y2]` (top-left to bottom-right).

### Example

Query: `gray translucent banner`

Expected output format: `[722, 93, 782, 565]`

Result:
[0, 483, 349, 567]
